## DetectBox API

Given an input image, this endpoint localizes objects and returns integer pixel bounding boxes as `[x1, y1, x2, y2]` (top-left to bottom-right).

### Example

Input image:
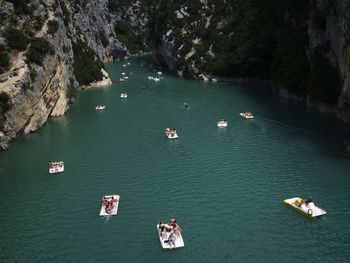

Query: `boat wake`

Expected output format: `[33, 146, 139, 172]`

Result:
[255, 117, 315, 135]
[104, 214, 112, 223]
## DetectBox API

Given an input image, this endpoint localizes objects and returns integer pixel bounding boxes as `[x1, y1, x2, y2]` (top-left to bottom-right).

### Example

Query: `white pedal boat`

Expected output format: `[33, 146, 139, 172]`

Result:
[99, 195, 120, 216]
[165, 128, 178, 139]
[120, 93, 128, 98]
[217, 121, 228, 127]
[166, 133, 179, 139]
[240, 112, 254, 119]
[284, 197, 326, 217]
[95, 105, 105, 110]
[157, 224, 185, 249]
[48, 161, 64, 174]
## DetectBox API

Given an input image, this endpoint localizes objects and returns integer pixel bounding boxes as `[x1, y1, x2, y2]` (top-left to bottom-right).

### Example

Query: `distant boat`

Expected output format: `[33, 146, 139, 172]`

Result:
[217, 119, 228, 127]
[284, 197, 326, 218]
[48, 161, 64, 174]
[119, 77, 125, 82]
[99, 195, 120, 216]
[165, 128, 179, 139]
[120, 93, 128, 98]
[240, 112, 254, 119]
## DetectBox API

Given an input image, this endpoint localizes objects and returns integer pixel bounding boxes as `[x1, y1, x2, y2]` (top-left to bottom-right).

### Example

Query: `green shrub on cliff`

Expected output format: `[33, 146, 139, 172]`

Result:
[47, 20, 59, 35]
[26, 38, 54, 66]
[5, 27, 29, 51]
[72, 39, 103, 85]
[0, 92, 10, 129]
[115, 22, 147, 54]
[6, 0, 34, 15]
[0, 51, 10, 74]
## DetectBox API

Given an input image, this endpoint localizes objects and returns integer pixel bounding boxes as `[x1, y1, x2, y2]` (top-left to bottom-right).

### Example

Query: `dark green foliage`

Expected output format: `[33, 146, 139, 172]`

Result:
[114, 22, 147, 54]
[59, 1, 71, 27]
[34, 16, 45, 31]
[308, 50, 341, 104]
[0, 92, 10, 112]
[21, 81, 32, 92]
[5, 27, 29, 51]
[7, 0, 34, 15]
[0, 51, 10, 74]
[0, 92, 10, 129]
[29, 68, 37, 81]
[66, 84, 76, 99]
[26, 38, 54, 66]
[47, 20, 59, 35]
[66, 78, 76, 100]
[271, 18, 310, 95]
[72, 39, 103, 85]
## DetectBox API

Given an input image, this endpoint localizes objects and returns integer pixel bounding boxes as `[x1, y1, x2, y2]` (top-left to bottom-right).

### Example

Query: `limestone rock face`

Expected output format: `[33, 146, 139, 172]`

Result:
[307, 1, 350, 125]
[0, 0, 127, 150]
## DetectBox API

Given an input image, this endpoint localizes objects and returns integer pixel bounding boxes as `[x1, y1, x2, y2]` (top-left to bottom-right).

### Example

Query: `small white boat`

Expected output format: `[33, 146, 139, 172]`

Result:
[95, 105, 105, 110]
[217, 120, 228, 127]
[124, 76, 129, 80]
[119, 77, 125, 82]
[121, 72, 126, 75]
[120, 93, 128, 98]
[284, 197, 326, 218]
[48, 161, 64, 174]
[157, 71, 163, 75]
[157, 224, 185, 249]
[154, 78, 160, 82]
[165, 128, 178, 139]
[240, 112, 254, 119]
[99, 195, 120, 216]
[127, 62, 130, 65]
[147, 76, 154, 80]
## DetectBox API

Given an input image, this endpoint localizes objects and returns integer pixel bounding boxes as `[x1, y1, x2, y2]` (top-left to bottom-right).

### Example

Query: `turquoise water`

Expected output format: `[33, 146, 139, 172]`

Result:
[1, 58, 350, 262]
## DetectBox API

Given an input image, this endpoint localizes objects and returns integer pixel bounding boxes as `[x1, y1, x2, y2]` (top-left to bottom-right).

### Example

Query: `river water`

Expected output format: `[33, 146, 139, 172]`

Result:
[1, 58, 350, 262]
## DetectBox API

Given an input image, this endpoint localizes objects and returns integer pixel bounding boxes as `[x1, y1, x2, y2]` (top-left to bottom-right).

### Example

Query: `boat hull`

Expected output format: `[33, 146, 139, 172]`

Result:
[49, 166, 64, 174]
[217, 122, 228, 127]
[284, 197, 326, 217]
[239, 113, 254, 119]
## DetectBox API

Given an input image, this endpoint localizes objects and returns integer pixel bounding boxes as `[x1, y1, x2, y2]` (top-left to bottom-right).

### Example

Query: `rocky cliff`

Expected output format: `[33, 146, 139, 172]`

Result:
[146, 0, 350, 152]
[0, 0, 127, 150]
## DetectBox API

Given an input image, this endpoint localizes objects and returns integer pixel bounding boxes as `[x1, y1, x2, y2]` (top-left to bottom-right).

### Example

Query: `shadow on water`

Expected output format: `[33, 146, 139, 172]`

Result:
[229, 83, 349, 158]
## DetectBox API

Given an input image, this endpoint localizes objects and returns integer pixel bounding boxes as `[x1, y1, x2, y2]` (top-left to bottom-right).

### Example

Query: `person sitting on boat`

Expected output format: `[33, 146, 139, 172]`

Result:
[102, 196, 109, 205]
[169, 216, 176, 225]
[159, 221, 167, 239]
[105, 201, 114, 213]
[184, 101, 189, 109]
[166, 232, 177, 249]
[305, 197, 313, 206]
[219, 118, 226, 123]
